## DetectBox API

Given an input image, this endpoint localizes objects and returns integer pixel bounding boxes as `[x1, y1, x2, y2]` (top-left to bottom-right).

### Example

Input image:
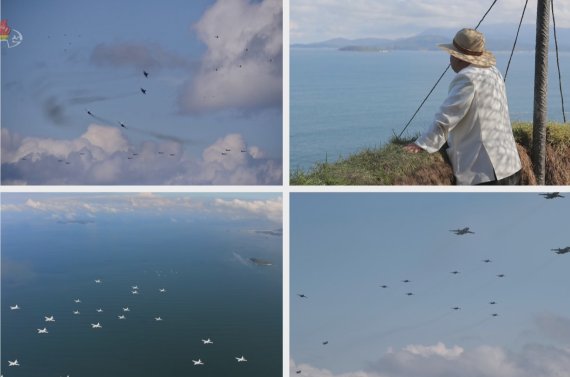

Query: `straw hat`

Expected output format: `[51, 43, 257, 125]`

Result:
[438, 28, 496, 68]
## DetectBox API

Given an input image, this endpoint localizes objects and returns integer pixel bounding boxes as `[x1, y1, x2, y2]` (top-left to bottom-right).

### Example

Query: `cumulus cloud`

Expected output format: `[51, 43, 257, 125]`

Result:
[1, 126, 281, 185]
[90, 42, 197, 72]
[178, 0, 282, 113]
[292, 342, 570, 377]
[2, 194, 282, 224]
[213, 196, 282, 223]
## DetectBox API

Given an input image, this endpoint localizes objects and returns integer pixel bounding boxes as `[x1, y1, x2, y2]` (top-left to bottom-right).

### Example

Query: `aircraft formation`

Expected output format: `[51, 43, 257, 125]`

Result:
[294, 218, 568, 375]
[6, 278, 250, 373]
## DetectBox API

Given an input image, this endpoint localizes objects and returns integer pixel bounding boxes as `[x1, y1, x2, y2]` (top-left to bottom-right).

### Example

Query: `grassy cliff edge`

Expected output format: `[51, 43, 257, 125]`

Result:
[290, 122, 570, 185]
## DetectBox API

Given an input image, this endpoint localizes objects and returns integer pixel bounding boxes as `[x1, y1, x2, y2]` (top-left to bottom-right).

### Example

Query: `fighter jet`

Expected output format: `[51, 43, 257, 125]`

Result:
[8, 360, 20, 367]
[91, 322, 102, 329]
[482, 259, 492, 263]
[492, 313, 499, 317]
[118, 315, 126, 320]
[37, 328, 48, 334]
[296, 371, 302, 374]
[193, 359, 204, 366]
[452, 307, 461, 310]
[94, 279, 102, 284]
[140, 88, 147, 94]
[450, 227, 475, 235]
[202, 338, 213, 344]
[241, 149, 247, 153]
[322, 341, 329, 345]
[221, 152, 227, 156]
[451, 271, 460, 275]
[45, 316, 55, 322]
[10, 305, 20, 310]
[154, 317, 163, 321]
[497, 274, 505, 278]
[225, 148, 231, 152]
[379, 285, 388, 288]
[552, 247, 570, 255]
[489, 301, 497, 305]
[297, 294, 308, 298]
[119, 122, 127, 129]
[74, 299, 81, 303]
[406, 292, 414, 296]
[86, 110, 93, 116]
[539, 192, 565, 199]
[402, 279, 411, 283]
[73, 310, 80, 315]
[235, 356, 247, 362]
[143, 70, 149, 78]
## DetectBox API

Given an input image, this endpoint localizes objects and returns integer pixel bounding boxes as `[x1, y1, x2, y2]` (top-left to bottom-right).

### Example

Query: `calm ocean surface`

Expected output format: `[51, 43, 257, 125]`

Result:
[1, 219, 282, 377]
[291, 49, 570, 170]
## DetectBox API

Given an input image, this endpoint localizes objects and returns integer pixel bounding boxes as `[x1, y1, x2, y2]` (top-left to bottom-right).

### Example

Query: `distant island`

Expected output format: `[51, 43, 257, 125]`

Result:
[339, 46, 389, 53]
[250, 258, 273, 266]
[292, 24, 570, 52]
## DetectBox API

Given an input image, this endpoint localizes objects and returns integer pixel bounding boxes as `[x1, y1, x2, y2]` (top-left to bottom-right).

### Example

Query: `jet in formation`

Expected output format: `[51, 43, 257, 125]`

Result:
[118, 315, 126, 320]
[37, 328, 48, 334]
[45, 316, 55, 322]
[8, 360, 20, 367]
[202, 338, 213, 344]
[10, 305, 20, 310]
[552, 246, 570, 255]
[539, 192, 564, 199]
[155, 317, 163, 321]
[450, 227, 475, 235]
[235, 356, 247, 362]
[193, 359, 204, 366]
[91, 323, 102, 329]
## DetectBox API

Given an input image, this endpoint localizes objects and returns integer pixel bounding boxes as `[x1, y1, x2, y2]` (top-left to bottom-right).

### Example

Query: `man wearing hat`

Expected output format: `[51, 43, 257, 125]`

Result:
[404, 28, 521, 185]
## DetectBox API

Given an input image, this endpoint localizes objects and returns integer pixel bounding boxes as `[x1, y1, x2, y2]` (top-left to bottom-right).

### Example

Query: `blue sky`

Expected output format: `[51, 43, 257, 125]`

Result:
[1, 0, 282, 184]
[290, 193, 570, 377]
[291, 0, 570, 43]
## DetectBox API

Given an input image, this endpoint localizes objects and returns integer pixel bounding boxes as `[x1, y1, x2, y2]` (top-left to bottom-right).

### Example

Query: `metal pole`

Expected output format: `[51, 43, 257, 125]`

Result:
[532, 0, 550, 185]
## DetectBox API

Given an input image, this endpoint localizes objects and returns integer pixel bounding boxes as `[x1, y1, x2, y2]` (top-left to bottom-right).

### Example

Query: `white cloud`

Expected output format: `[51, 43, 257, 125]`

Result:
[213, 197, 283, 223]
[179, 0, 282, 113]
[1, 126, 281, 185]
[291, 0, 570, 43]
[292, 342, 570, 377]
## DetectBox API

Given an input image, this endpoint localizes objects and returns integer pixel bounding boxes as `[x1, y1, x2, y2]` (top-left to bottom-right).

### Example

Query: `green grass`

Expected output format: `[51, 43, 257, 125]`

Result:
[290, 122, 569, 185]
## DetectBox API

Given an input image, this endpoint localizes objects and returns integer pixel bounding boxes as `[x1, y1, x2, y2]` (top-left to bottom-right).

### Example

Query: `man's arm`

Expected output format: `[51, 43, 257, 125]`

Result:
[406, 73, 475, 153]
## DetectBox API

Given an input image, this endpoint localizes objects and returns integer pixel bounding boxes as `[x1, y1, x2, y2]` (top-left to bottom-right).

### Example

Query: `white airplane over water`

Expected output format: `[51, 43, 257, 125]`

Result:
[91, 322, 102, 329]
[10, 305, 20, 310]
[159, 288, 167, 293]
[37, 328, 48, 334]
[235, 356, 247, 362]
[123, 307, 130, 312]
[118, 315, 126, 320]
[192, 359, 204, 366]
[74, 299, 81, 303]
[73, 310, 80, 315]
[202, 338, 213, 344]
[95, 279, 102, 284]
[96, 308, 103, 313]
[8, 360, 20, 367]
[155, 317, 163, 321]
[45, 316, 55, 322]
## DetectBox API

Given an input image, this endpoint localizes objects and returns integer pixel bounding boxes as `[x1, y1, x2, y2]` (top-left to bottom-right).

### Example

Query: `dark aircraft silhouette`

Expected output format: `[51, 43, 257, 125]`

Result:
[402, 279, 411, 283]
[497, 274, 505, 278]
[450, 227, 475, 235]
[297, 294, 308, 298]
[119, 122, 127, 129]
[482, 259, 492, 263]
[540, 192, 564, 199]
[143, 70, 149, 78]
[86, 110, 93, 116]
[241, 149, 247, 153]
[296, 371, 301, 374]
[489, 301, 497, 305]
[406, 292, 414, 296]
[452, 307, 460, 310]
[140, 88, 147, 94]
[225, 148, 231, 152]
[379, 285, 388, 288]
[322, 341, 328, 345]
[169, 153, 176, 156]
[492, 313, 499, 317]
[221, 152, 227, 156]
[451, 271, 460, 275]
[158, 152, 164, 155]
[552, 246, 570, 254]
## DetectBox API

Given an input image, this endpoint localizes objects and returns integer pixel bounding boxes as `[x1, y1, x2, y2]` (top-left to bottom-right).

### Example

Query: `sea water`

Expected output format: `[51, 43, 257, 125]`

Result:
[291, 49, 570, 170]
[1, 217, 282, 377]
